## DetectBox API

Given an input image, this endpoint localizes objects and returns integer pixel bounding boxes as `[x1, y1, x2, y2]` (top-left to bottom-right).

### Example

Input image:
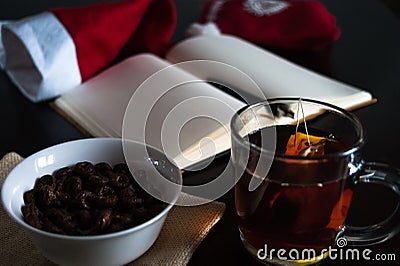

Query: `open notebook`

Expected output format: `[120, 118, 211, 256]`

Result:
[53, 34, 375, 169]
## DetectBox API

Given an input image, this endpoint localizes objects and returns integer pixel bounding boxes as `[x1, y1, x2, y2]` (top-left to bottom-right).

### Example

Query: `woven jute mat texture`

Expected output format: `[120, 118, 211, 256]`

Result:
[0, 152, 225, 265]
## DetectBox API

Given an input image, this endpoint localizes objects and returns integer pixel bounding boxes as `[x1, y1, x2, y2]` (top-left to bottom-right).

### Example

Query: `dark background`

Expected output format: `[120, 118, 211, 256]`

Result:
[383, 0, 400, 16]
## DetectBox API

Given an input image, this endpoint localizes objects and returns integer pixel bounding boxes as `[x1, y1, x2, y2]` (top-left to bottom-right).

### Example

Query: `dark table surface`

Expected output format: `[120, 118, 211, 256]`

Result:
[1, 0, 400, 265]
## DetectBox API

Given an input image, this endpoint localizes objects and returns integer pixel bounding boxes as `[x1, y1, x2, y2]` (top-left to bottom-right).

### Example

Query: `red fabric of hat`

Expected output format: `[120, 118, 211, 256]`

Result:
[200, 0, 340, 51]
[0, 0, 177, 102]
[52, 0, 176, 81]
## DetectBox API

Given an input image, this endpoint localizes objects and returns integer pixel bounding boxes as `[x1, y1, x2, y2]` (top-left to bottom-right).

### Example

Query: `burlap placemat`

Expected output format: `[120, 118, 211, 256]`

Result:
[0, 152, 225, 265]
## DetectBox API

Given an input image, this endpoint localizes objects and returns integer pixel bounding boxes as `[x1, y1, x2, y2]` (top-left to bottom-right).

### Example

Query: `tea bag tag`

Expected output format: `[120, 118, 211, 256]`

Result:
[286, 98, 327, 156]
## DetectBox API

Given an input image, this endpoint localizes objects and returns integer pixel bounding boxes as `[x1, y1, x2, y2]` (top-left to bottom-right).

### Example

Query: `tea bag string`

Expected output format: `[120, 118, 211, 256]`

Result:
[294, 98, 311, 146]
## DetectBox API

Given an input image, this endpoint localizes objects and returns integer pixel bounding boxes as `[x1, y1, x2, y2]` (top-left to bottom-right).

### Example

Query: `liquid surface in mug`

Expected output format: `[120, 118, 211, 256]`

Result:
[235, 125, 354, 253]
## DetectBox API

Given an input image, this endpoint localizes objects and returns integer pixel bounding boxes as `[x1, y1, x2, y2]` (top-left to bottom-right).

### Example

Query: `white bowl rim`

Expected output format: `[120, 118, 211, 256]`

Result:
[1, 137, 181, 240]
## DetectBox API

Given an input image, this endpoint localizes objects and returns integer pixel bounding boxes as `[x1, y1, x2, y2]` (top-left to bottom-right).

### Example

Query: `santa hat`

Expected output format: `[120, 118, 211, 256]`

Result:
[189, 0, 340, 51]
[0, 0, 176, 102]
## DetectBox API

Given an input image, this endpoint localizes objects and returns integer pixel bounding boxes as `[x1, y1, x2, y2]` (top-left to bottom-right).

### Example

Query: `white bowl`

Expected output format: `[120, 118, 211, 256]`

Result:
[1, 138, 182, 266]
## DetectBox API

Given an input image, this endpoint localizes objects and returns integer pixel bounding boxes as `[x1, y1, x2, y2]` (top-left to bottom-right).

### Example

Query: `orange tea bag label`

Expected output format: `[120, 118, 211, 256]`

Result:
[285, 132, 327, 156]
[327, 188, 353, 230]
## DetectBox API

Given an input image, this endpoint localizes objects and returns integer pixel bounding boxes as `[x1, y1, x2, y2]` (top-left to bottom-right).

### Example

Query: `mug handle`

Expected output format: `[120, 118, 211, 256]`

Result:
[342, 162, 400, 246]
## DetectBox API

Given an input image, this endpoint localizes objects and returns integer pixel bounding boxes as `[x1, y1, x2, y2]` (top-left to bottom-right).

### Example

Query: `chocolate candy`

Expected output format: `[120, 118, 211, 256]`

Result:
[21, 162, 167, 236]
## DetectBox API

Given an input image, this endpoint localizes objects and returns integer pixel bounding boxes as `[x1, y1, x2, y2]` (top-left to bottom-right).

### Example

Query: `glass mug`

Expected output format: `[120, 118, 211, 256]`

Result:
[230, 98, 400, 265]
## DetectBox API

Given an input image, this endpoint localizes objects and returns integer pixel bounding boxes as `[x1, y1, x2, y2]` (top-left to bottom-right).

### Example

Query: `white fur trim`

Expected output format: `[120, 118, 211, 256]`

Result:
[186, 22, 221, 37]
[1, 12, 81, 102]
